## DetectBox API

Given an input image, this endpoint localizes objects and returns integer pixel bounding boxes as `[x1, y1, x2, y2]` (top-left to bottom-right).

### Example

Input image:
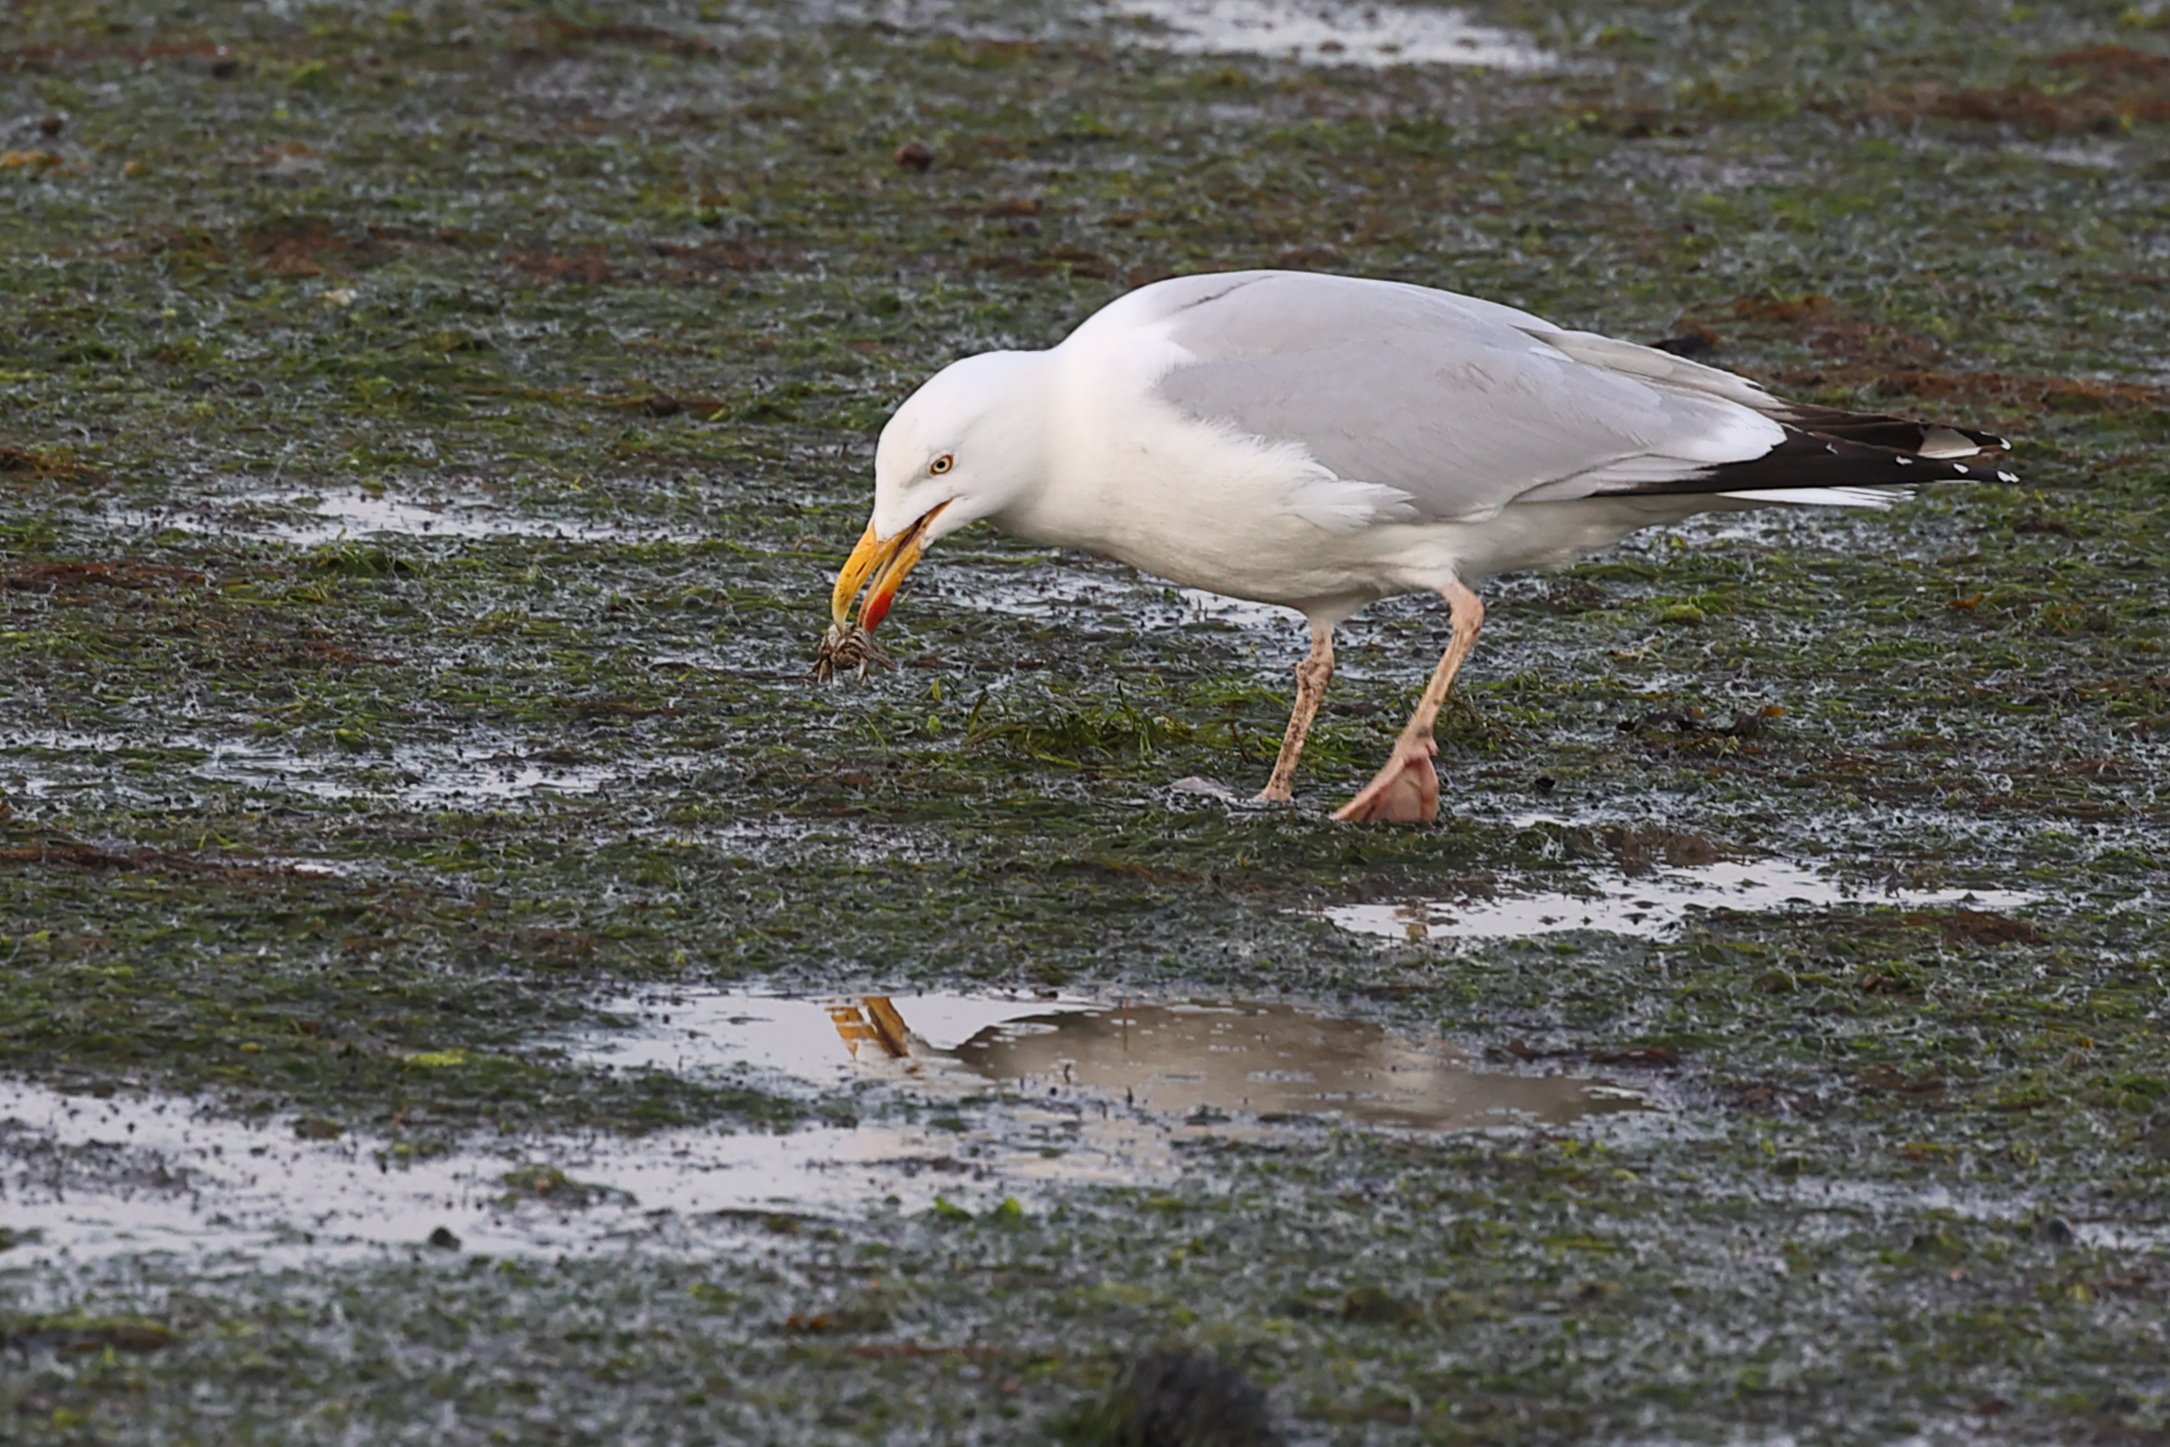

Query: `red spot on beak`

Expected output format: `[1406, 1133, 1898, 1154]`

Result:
[861, 590, 894, 631]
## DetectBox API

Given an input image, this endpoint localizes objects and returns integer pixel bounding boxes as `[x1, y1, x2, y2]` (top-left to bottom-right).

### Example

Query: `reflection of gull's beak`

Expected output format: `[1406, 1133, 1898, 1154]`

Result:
[827, 996, 915, 1062]
[828, 1002, 880, 1059]
[830, 504, 949, 632]
[862, 997, 911, 1056]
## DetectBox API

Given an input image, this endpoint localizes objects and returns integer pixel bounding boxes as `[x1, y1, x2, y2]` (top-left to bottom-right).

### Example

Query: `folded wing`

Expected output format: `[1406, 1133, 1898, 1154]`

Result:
[1147, 271, 2012, 530]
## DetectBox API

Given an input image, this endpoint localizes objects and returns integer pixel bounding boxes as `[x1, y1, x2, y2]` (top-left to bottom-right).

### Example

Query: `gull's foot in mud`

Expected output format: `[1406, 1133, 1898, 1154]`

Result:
[1332, 738, 1441, 824]
[1165, 777, 1301, 812]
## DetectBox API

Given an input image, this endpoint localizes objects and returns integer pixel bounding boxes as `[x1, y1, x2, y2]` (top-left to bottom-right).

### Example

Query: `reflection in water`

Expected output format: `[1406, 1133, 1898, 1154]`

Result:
[945, 1000, 1636, 1130]
[616, 993, 1644, 1133]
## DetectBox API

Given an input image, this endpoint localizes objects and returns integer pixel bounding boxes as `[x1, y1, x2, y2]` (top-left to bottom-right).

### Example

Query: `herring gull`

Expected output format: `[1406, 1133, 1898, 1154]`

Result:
[824, 270, 2014, 823]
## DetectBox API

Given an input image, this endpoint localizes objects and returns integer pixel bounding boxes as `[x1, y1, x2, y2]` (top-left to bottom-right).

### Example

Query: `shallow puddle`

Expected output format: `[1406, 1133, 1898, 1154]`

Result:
[0, 1081, 984, 1271]
[934, 564, 1162, 623]
[3, 729, 638, 810]
[1110, 0, 1557, 70]
[576, 993, 1646, 1132]
[1321, 856, 2038, 943]
[105, 487, 701, 547]
[1, 994, 1644, 1271]
[193, 740, 623, 804]
[934, 563, 1299, 634]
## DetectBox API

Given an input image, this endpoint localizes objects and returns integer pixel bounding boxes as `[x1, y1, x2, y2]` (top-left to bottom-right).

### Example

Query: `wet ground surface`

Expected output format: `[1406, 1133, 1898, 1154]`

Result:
[7, 994, 1649, 1276]
[2, 0, 2167, 1442]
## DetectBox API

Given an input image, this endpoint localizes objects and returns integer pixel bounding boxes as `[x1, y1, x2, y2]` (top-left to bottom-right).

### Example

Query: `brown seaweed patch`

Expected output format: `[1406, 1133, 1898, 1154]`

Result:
[1866, 57, 2170, 135]
[0, 1317, 177, 1354]
[78, 221, 458, 272]
[504, 249, 617, 286]
[1812, 367, 2170, 422]
[2, 560, 205, 595]
[0, 39, 226, 74]
[1607, 826, 1730, 876]
[969, 246, 1122, 282]
[517, 19, 718, 61]
[650, 239, 803, 281]
[239, 217, 389, 279]
[0, 837, 311, 881]
[2048, 45, 2170, 81]
[1688, 293, 1942, 368]
[0, 445, 100, 481]
[1934, 910, 2044, 948]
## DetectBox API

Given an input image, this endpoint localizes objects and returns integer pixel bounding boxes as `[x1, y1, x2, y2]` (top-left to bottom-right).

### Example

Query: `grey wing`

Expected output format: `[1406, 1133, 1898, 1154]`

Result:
[1147, 272, 2007, 527]
[1150, 272, 1786, 525]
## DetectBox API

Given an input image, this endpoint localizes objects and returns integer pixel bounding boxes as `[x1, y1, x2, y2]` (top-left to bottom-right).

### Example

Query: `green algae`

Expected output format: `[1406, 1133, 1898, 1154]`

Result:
[3, 0, 2168, 1441]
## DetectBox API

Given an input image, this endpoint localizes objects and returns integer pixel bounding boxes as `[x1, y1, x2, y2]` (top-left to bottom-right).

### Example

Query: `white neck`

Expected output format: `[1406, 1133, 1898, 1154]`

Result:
[963, 349, 1066, 542]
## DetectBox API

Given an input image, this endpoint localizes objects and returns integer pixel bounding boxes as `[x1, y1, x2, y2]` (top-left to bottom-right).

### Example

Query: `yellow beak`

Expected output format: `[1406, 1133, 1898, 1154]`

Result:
[830, 503, 947, 631]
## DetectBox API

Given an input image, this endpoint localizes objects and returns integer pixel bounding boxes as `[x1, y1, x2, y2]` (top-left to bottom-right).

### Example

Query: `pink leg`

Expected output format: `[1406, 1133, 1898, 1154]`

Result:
[1333, 581, 1486, 825]
[1256, 625, 1335, 802]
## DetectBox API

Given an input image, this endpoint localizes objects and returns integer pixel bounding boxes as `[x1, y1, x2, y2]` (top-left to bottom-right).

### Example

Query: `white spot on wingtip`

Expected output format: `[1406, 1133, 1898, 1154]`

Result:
[1895, 456, 1913, 465]
[1997, 470, 2018, 483]
[1953, 463, 1969, 474]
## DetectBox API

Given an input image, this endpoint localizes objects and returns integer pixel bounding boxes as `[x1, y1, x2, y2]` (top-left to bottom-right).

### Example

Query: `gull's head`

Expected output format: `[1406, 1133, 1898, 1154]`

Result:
[831, 349, 1047, 630]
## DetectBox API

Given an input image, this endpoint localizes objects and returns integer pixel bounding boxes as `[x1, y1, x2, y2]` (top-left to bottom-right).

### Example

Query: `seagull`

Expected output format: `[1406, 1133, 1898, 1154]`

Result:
[825, 270, 2014, 823]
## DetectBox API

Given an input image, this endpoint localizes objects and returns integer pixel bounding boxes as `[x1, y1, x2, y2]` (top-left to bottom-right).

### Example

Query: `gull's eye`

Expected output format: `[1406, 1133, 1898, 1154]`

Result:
[928, 453, 954, 476]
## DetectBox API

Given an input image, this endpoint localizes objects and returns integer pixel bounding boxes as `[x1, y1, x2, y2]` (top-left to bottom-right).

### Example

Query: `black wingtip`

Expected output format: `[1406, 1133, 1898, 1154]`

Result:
[1773, 404, 2009, 459]
[1649, 332, 1720, 359]
[1603, 428, 2020, 499]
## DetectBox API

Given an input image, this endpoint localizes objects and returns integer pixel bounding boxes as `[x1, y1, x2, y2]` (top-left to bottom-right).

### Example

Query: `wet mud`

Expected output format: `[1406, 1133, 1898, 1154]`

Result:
[3, 0, 2166, 1441]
